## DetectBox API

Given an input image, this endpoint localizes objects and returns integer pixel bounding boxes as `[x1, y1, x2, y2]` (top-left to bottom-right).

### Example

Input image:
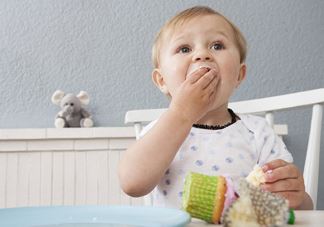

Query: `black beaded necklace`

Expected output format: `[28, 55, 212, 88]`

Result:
[192, 109, 239, 130]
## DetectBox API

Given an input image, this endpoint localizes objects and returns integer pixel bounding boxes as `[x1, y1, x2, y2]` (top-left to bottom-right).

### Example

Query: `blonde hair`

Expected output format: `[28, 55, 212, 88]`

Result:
[152, 6, 247, 68]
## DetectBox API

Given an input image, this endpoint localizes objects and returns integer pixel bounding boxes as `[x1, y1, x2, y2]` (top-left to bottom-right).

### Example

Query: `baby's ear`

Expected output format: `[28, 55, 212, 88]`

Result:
[77, 91, 90, 105]
[152, 69, 169, 95]
[236, 63, 247, 88]
[51, 90, 65, 105]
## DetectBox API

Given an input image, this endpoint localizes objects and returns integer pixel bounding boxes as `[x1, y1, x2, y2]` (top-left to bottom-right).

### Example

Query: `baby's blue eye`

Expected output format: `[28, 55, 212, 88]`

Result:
[179, 46, 191, 53]
[212, 43, 224, 50]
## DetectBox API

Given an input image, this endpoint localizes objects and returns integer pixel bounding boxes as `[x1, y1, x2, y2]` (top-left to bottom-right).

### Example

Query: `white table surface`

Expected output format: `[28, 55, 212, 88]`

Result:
[187, 210, 324, 227]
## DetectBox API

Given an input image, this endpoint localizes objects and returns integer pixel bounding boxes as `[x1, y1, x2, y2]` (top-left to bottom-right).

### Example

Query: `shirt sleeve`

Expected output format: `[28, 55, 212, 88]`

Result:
[240, 115, 293, 166]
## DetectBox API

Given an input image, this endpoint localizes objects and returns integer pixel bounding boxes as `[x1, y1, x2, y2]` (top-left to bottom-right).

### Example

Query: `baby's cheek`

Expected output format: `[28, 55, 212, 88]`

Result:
[217, 81, 235, 98]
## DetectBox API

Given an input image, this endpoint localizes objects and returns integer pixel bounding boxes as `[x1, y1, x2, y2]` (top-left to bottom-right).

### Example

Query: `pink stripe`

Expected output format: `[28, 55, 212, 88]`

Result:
[221, 177, 238, 218]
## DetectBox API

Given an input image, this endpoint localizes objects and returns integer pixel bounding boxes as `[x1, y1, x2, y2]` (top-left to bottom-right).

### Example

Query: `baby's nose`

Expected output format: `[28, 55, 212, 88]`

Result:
[193, 50, 212, 62]
[194, 56, 211, 61]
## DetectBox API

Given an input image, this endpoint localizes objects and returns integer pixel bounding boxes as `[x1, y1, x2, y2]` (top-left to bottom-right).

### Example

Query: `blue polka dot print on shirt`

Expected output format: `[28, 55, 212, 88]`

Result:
[178, 191, 183, 198]
[163, 190, 167, 196]
[225, 157, 234, 163]
[271, 149, 276, 154]
[165, 179, 171, 185]
[211, 165, 220, 171]
[190, 145, 198, 151]
[195, 160, 203, 166]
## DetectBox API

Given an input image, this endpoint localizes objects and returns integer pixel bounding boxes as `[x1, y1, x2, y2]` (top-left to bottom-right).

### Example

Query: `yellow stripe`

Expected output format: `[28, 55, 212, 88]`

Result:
[212, 176, 226, 223]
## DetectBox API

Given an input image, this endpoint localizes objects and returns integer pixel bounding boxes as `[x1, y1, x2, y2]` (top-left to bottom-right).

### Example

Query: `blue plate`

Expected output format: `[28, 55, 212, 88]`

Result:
[0, 205, 191, 227]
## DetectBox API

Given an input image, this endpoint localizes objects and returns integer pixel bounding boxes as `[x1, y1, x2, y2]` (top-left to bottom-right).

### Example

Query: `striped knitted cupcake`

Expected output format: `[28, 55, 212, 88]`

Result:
[222, 179, 295, 226]
[182, 172, 233, 223]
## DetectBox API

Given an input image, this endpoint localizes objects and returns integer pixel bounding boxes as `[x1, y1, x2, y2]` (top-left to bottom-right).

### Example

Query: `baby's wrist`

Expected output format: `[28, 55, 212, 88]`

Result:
[167, 106, 195, 126]
[296, 192, 314, 210]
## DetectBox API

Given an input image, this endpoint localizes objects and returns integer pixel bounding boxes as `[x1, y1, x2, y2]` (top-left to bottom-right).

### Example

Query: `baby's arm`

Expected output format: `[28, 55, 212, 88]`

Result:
[119, 67, 219, 197]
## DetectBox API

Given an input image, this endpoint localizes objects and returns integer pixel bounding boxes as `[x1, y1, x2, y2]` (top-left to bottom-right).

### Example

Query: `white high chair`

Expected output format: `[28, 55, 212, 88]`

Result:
[125, 88, 324, 209]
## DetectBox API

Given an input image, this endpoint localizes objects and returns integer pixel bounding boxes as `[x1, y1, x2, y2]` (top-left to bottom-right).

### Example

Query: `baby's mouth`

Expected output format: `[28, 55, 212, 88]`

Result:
[186, 62, 217, 77]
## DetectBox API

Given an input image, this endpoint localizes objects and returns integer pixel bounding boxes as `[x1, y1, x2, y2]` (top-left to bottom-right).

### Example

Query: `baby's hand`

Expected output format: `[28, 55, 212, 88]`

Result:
[261, 159, 306, 209]
[169, 67, 219, 123]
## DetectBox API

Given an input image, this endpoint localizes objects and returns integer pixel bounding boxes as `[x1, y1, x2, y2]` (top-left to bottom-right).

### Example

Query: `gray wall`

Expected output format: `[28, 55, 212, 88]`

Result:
[1, 0, 323, 208]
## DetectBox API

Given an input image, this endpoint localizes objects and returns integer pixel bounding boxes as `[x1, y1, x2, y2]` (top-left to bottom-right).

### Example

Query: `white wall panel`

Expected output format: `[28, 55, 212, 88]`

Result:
[75, 151, 86, 205]
[6, 153, 18, 207]
[52, 152, 64, 206]
[63, 151, 75, 205]
[40, 152, 52, 206]
[0, 153, 6, 207]
[29, 152, 41, 206]
[0, 128, 139, 208]
[97, 151, 109, 205]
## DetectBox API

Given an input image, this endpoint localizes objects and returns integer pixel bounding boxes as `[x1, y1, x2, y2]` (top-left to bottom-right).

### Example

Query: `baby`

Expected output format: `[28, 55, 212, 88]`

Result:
[119, 6, 313, 210]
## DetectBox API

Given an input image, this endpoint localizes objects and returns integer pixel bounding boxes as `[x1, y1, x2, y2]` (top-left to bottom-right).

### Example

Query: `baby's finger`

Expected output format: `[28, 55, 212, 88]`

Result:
[206, 72, 219, 94]
[186, 67, 210, 84]
[264, 164, 299, 182]
[261, 178, 303, 192]
[262, 159, 288, 172]
[196, 69, 217, 89]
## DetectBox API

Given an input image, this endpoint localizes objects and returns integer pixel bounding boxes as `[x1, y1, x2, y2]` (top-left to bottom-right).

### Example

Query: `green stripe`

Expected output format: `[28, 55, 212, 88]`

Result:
[182, 172, 219, 223]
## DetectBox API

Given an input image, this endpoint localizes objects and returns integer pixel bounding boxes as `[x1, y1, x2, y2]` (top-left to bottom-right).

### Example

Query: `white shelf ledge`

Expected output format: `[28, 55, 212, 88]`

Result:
[0, 127, 135, 140]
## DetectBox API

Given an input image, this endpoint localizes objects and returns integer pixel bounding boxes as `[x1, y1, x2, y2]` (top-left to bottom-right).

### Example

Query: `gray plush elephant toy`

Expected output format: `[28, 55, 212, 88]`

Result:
[51, 90, 94, 128]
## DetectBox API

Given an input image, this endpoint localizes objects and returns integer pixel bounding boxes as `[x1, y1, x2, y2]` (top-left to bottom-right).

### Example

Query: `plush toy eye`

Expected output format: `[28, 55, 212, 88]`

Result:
[64, 103, 68, 106]
[70, 103, 74, 106]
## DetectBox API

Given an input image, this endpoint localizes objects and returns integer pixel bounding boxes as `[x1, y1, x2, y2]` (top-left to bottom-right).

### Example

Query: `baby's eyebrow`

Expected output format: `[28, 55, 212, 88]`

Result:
[211, 30, 230, 39]
[172, 30, 230, 43]
[172, 34, 188, 43]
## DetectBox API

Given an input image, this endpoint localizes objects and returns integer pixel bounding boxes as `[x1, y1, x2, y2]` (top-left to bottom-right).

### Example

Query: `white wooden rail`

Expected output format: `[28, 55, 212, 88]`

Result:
[0, 127, 141, 208]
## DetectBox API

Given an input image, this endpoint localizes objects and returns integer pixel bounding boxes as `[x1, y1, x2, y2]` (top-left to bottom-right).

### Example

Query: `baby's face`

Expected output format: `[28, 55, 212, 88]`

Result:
[154, 14, 246, 111]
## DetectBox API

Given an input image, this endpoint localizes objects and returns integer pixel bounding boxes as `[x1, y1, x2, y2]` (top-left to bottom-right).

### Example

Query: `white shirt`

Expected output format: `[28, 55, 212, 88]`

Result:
[140, 114, 293, 208]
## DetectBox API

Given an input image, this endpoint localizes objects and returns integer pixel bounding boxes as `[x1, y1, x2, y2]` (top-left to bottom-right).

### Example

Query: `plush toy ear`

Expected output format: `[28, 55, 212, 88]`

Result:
[51, 90, 65, 105]
[77, 91, 90, 105]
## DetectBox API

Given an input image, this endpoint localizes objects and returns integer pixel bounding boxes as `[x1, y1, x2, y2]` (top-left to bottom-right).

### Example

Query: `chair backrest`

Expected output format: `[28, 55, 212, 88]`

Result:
[125, 88, 324, 209]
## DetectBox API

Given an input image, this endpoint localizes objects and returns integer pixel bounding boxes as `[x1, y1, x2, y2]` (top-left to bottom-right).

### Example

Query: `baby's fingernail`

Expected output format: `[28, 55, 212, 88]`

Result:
[262, 165, 268, 172]
[199, 66, 210, 71]
[266, 169, 273, 174]
[265, 170, 273, 181]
